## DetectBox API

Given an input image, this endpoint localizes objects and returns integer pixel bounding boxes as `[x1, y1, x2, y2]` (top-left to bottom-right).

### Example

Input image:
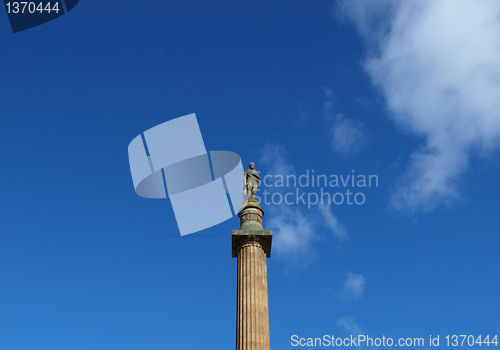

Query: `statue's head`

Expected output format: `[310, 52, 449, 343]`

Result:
[249, 162, 255, 169]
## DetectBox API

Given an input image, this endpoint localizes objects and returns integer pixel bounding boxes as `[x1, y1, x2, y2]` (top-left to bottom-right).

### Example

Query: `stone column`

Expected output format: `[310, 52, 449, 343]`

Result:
[233, 199, 272, 350]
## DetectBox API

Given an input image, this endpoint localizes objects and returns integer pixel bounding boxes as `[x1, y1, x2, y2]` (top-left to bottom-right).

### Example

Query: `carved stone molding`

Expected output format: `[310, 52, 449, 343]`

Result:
[240, 212, 263, 225]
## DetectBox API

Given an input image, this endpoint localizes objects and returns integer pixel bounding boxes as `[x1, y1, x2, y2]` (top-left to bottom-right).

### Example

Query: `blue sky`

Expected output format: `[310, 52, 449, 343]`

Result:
[1, 1, 499, 349]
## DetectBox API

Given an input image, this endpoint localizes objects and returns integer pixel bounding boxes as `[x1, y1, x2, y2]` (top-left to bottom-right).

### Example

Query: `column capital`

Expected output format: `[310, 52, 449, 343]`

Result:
[232, 229, 273, 258]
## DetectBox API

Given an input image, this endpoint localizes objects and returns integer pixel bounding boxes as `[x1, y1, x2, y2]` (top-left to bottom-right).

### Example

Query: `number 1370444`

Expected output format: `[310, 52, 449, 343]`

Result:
[5, 2, 60, 14]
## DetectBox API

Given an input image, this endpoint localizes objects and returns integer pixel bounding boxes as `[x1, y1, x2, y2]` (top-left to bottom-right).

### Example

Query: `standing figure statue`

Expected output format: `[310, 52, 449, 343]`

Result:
[243, 162, 260, 201]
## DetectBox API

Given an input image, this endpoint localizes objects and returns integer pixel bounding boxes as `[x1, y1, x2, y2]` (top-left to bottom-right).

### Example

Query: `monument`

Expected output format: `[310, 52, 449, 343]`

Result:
[233, 162, 272, 350]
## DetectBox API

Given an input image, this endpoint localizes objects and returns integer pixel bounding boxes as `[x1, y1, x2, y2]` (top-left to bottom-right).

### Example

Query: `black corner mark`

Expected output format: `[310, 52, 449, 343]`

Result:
[4, 0, 79, 33]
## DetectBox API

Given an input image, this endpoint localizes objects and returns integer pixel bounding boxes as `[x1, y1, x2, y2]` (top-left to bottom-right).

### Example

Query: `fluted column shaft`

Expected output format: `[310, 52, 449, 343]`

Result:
[236, 240, 270, 350]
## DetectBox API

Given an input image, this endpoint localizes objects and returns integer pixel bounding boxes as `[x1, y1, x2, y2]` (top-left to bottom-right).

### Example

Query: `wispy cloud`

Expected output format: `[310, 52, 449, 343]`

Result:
[338, 0, 500, 212]
[323, 87, 367, 156]
[337, 272, 366, 301]
[260, 143, 294, 178]
[318, 203, 348, 242]
[267, 204, 318, 267]
[337, 318, 376, 349]
[259, 143, 348, 269]
[337, 317, 362, 336]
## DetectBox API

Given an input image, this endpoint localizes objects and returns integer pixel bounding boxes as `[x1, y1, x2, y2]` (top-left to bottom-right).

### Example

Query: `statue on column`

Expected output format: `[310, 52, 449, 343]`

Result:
[243, 162, 260, 202]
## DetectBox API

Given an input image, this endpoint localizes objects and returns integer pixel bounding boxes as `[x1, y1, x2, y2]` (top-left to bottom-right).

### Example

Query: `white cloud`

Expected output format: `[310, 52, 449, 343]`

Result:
[339, 0, 500, 212]
[323, 87, 366, 156]
[337, 272, 366, 301]
[259, 143, 348, 268]
[267, 205, 317, 267]
[337, 317, 362, 336]
[260, 143, 294, 179]
[336, 0, 400, 46]
[318, 203, 349, 242]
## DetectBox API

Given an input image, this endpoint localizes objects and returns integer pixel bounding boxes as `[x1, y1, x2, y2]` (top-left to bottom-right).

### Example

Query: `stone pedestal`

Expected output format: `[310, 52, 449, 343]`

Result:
[233, 199, 272, 350]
